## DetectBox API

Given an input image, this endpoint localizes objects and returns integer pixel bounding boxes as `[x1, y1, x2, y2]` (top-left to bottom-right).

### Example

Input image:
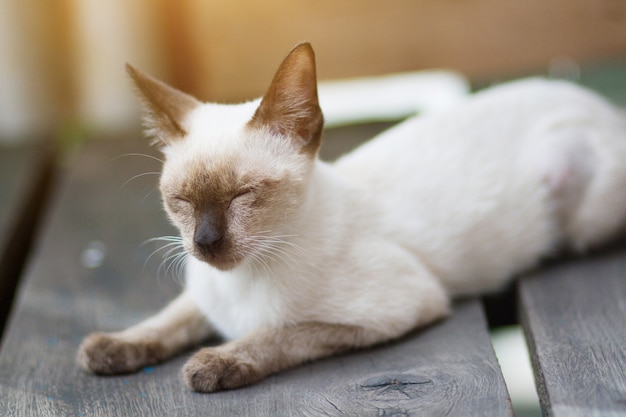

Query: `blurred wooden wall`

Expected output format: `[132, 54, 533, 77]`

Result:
[164, 0, 626, 102]
[1, 0, 625, 141]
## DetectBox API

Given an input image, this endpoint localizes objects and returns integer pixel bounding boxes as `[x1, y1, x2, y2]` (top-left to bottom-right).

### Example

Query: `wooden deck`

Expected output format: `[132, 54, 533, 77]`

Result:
[1, 68, 626, 416]
[520, 248, 626, 416]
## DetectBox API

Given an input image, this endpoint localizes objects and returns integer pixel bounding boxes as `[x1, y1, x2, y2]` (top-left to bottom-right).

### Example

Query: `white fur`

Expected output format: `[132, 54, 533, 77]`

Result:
[162, 99, 305, 182]
[179, 78, 626, 341]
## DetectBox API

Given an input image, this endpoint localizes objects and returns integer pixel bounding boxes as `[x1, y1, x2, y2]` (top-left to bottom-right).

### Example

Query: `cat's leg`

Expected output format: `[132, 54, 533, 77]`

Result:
[78, 290, 213, 374]
[182, 322, 388, 393]
[181, 243, 450, 393]
[183, 268, 449, 392]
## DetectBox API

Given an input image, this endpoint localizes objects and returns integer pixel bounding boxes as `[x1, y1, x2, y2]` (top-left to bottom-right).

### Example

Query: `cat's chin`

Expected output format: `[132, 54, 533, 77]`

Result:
[192, 253, 242, 272]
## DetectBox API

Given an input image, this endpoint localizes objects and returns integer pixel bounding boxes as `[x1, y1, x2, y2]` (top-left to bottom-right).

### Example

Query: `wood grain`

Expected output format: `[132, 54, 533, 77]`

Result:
[519, 246, 626, 417]
[0, 135, 512, 416]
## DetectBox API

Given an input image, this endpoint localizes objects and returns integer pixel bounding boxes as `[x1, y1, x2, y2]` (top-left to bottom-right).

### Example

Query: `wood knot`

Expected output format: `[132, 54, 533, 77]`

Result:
[358, 373, 435, 399]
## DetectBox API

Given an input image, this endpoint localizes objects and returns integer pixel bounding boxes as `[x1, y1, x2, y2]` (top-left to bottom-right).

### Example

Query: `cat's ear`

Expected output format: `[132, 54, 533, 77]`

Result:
[249, 42, 324, 156]
[126, 64, 201, 145]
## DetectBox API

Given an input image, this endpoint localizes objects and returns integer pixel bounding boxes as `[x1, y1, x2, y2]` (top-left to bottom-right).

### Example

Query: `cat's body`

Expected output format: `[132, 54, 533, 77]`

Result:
[336, 78, 626, 296]
[78, 43, 626, 392]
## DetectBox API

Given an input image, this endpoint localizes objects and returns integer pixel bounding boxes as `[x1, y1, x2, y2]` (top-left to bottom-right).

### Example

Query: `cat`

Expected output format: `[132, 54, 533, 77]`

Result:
[77, 42, 626, 393]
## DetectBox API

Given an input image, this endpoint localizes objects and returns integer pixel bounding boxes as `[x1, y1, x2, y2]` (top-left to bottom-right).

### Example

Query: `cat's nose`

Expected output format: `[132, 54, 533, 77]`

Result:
[194, 227, 223, 254]
[194, 216, 224, 254]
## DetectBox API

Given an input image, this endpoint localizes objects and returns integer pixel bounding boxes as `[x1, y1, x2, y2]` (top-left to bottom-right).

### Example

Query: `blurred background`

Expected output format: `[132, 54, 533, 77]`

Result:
[1, 0, 626, 144]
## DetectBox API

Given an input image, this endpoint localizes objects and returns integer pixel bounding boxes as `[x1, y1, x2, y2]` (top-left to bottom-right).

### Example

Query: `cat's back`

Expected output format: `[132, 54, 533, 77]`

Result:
[334, 78, 616, 180]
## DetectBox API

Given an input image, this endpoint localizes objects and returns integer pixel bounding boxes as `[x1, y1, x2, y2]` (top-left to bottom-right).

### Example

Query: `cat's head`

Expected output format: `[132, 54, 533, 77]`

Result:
[128, 43, 323, 270]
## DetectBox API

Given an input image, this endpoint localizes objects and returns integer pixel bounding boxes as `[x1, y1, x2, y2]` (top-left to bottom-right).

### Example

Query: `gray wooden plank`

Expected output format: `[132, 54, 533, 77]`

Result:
[0, 136, 512, 417]
[0, 147, 30, 240]
[519, 246, 626, 417]
[0, 142, 54, 338]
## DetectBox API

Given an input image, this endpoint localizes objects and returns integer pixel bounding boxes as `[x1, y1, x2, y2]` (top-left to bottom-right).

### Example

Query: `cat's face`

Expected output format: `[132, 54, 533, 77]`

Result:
[128, 43, 323, 270]
[159, 115, 312, 270]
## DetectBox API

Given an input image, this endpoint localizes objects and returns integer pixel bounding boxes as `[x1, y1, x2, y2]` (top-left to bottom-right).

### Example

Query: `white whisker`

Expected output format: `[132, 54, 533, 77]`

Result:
[113, 153, 165, 164]
[141, 189, 159, 203]
[143, 235, 187, 285]
[244, 232, 309, 275]
[244, 248, 275, 280]
[143, 236, 183, 266]
[163, 250, 188, 284]
[119, 171, 161, 191]
[144, 236, 184, 244]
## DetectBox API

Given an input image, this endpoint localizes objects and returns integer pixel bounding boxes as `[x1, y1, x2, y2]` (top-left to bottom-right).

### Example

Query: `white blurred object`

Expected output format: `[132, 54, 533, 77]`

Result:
[80, 240, 108, 269]
[319, 70, 470, 127]
[492, 326, 541, 415]
[73, 0, 165, 132]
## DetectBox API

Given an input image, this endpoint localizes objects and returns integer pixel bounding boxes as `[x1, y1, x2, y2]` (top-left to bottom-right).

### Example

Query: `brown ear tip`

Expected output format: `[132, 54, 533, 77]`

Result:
[125, 63, 138, 77]
[291, 41, 313, 55]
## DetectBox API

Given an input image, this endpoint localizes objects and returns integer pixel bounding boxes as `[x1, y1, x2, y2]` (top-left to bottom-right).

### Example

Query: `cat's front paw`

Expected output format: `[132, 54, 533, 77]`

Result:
[77, 332, 165, 375]
[183, 347, 263, 392]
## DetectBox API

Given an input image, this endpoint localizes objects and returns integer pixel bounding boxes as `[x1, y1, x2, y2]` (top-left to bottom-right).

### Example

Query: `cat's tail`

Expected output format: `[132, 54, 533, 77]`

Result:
[317, 71, 469, 128]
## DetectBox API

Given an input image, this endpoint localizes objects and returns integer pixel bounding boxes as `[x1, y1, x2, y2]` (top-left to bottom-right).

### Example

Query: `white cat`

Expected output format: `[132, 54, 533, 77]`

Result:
[78, 42, 626, 392]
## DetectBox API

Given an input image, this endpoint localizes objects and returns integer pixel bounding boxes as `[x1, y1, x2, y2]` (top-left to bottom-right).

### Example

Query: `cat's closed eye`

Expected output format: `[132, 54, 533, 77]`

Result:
[174, 196, 191, 203]
[229, 188, 253, 207]
[234, 188, 253, 199]
[168, 196, 192, 213]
